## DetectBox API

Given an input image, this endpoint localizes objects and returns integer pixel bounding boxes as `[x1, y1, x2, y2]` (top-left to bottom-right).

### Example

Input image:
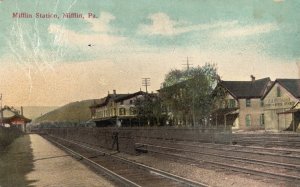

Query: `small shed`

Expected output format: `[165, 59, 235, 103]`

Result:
[0, 106, 31, 132]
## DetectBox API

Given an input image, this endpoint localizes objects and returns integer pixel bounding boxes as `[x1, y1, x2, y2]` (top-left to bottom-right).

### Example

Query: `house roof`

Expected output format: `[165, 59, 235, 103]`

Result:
[1, 115, 32, 123]
[0, 106, 31, 124]
[114, 91, 145, 102]
[262, 79, 300, 99]
[90, 91, 146, 108]
[220, 77, 271, 99]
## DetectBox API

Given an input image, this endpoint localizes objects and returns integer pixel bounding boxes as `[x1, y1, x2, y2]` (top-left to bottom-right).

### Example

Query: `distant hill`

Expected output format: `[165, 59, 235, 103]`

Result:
[33, 99, 99, 123]
[17, 106, 59, 120]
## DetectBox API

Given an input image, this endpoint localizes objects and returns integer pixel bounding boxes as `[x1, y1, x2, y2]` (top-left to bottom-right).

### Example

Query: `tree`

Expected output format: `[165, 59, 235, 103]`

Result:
[159, 63, 222, 126]
[134, 93, 165, 126]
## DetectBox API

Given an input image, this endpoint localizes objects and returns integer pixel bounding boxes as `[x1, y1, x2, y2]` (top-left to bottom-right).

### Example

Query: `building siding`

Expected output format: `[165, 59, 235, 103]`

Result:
[263, 83, 298, 131]
[238, 98, 264, 130]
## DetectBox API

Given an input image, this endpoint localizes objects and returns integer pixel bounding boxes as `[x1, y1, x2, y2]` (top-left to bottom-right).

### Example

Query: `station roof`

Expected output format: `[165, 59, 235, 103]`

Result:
[90, 91, 146, 108]
[277, 108, 300, 114]
[219, 77, 271, 99]
[0, 106, 31, 124]
[211, 107, 239, 116]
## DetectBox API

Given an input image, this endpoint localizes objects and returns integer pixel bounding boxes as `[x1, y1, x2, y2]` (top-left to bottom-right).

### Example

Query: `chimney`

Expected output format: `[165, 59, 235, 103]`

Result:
[21, 106, 23, 116]
[251, 75, 255, 81]
[113, 90, 116, 95]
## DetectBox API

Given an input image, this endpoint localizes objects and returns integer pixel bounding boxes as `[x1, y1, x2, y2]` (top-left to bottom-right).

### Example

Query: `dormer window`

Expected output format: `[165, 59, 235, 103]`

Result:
[120, 101, 124, 105]
[277, 86, 281, 97]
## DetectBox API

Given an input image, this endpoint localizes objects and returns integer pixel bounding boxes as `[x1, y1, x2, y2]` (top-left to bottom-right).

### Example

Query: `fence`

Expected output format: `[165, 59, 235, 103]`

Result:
[40, 126, 232, 154]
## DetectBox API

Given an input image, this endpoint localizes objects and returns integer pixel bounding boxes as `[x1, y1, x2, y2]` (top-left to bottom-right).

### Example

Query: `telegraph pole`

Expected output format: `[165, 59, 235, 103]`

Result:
[182, 56, 193, 73]
[182, 57, 196, 126]
[142, 78, 150, 93]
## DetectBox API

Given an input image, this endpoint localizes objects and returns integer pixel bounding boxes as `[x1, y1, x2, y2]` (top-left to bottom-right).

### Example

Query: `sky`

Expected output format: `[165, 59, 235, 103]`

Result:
[0, 0, 299, 106]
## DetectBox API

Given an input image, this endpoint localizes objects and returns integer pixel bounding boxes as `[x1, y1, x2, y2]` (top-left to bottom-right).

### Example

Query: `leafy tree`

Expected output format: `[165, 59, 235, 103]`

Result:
[134, 93, 165, 126]
[159, 63, 222, 126]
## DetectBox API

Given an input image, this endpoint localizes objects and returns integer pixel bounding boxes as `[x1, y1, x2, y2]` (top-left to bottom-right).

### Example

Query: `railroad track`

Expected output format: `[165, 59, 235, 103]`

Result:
[138, 138, 300, 158]
[136, 143, 300, 169]
[43, 134, 207, 187]
[135, 143, 300, 185]
[232, 135, 300, 149]
[136, 140, 300, 164]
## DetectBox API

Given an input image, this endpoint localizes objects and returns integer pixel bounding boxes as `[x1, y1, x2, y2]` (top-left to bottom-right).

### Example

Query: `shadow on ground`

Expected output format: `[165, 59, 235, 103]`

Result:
[0, 135, 37, 186]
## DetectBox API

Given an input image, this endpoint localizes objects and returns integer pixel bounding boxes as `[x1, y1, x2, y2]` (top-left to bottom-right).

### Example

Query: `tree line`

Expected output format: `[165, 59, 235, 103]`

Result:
[135, 63, 226, 126]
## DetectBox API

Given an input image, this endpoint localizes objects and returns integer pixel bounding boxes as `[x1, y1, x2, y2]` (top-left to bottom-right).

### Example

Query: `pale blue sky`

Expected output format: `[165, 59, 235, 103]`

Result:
[0, 0, 299, 106]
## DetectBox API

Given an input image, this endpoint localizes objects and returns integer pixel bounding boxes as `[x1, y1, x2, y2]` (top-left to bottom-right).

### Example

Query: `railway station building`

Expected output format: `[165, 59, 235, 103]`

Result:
[214, 76, 272, 130]
[90, 90, 146, 127]
[0, 106, 31, 132]
[262, 79, 300, 132]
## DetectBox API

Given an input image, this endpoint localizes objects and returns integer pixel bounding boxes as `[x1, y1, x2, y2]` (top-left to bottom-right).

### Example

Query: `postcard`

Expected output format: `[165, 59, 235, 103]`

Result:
[0, 0, 299, 186]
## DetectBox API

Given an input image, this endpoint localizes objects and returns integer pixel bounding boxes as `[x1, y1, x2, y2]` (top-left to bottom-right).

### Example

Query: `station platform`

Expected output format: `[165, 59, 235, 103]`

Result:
[0, 134, 113, 187]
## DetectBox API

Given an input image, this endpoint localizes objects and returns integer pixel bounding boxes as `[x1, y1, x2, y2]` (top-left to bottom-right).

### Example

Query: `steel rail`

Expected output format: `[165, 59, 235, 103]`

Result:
[185, 140, 300, 154]
[136, 143, 300, 170]
[138, 147, 300, 183]
[45, 136, 142, 187]
[46, 135, 208, 187]
[137, 140, 300, 159]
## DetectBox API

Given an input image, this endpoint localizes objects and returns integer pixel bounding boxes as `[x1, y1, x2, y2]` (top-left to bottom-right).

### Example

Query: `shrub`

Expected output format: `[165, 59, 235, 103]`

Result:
[0, 127, 23, 150]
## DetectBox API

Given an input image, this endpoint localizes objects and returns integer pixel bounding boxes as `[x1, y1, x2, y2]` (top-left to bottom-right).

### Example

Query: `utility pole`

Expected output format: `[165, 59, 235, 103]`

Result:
[142, 78, 150, 93]
[182, 56, 193, 74]
[182, 57, 196, 126]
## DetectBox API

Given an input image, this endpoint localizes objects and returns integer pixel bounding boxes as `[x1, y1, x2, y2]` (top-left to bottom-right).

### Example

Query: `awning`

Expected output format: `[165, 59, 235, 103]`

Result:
[92, 116, 137, 122]
[277, 108, 300, 114]
[211, 107, 239, 116]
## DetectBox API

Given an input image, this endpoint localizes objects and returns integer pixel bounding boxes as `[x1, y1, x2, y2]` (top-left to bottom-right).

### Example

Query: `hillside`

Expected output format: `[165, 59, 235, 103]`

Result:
[33, 99, 99, 123]
[22, 106, 59, 120]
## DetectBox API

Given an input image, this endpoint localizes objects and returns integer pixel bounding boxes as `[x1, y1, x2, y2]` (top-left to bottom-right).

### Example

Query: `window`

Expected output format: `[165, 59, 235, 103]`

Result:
[246, 99, 251, 107]
[120, 101, 124, 105]
[111, 109, 114, 116]
[221, 100, 226, 109]
[119, 108, 126, 115]
[129, 107, 136, 115]
[245, 114, 251, 127]
[277, 86, 281, 97]
[129, 100, 133, 105]
[260, 114, 265, 126]
[260, 100, 264, 107]
[228, 99, 236, 108]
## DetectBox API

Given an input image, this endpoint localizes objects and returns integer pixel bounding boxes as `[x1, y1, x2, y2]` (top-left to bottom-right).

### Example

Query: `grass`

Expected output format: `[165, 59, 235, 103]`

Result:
[0, 134, 35, 186]
[0, 127, 23, 151]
